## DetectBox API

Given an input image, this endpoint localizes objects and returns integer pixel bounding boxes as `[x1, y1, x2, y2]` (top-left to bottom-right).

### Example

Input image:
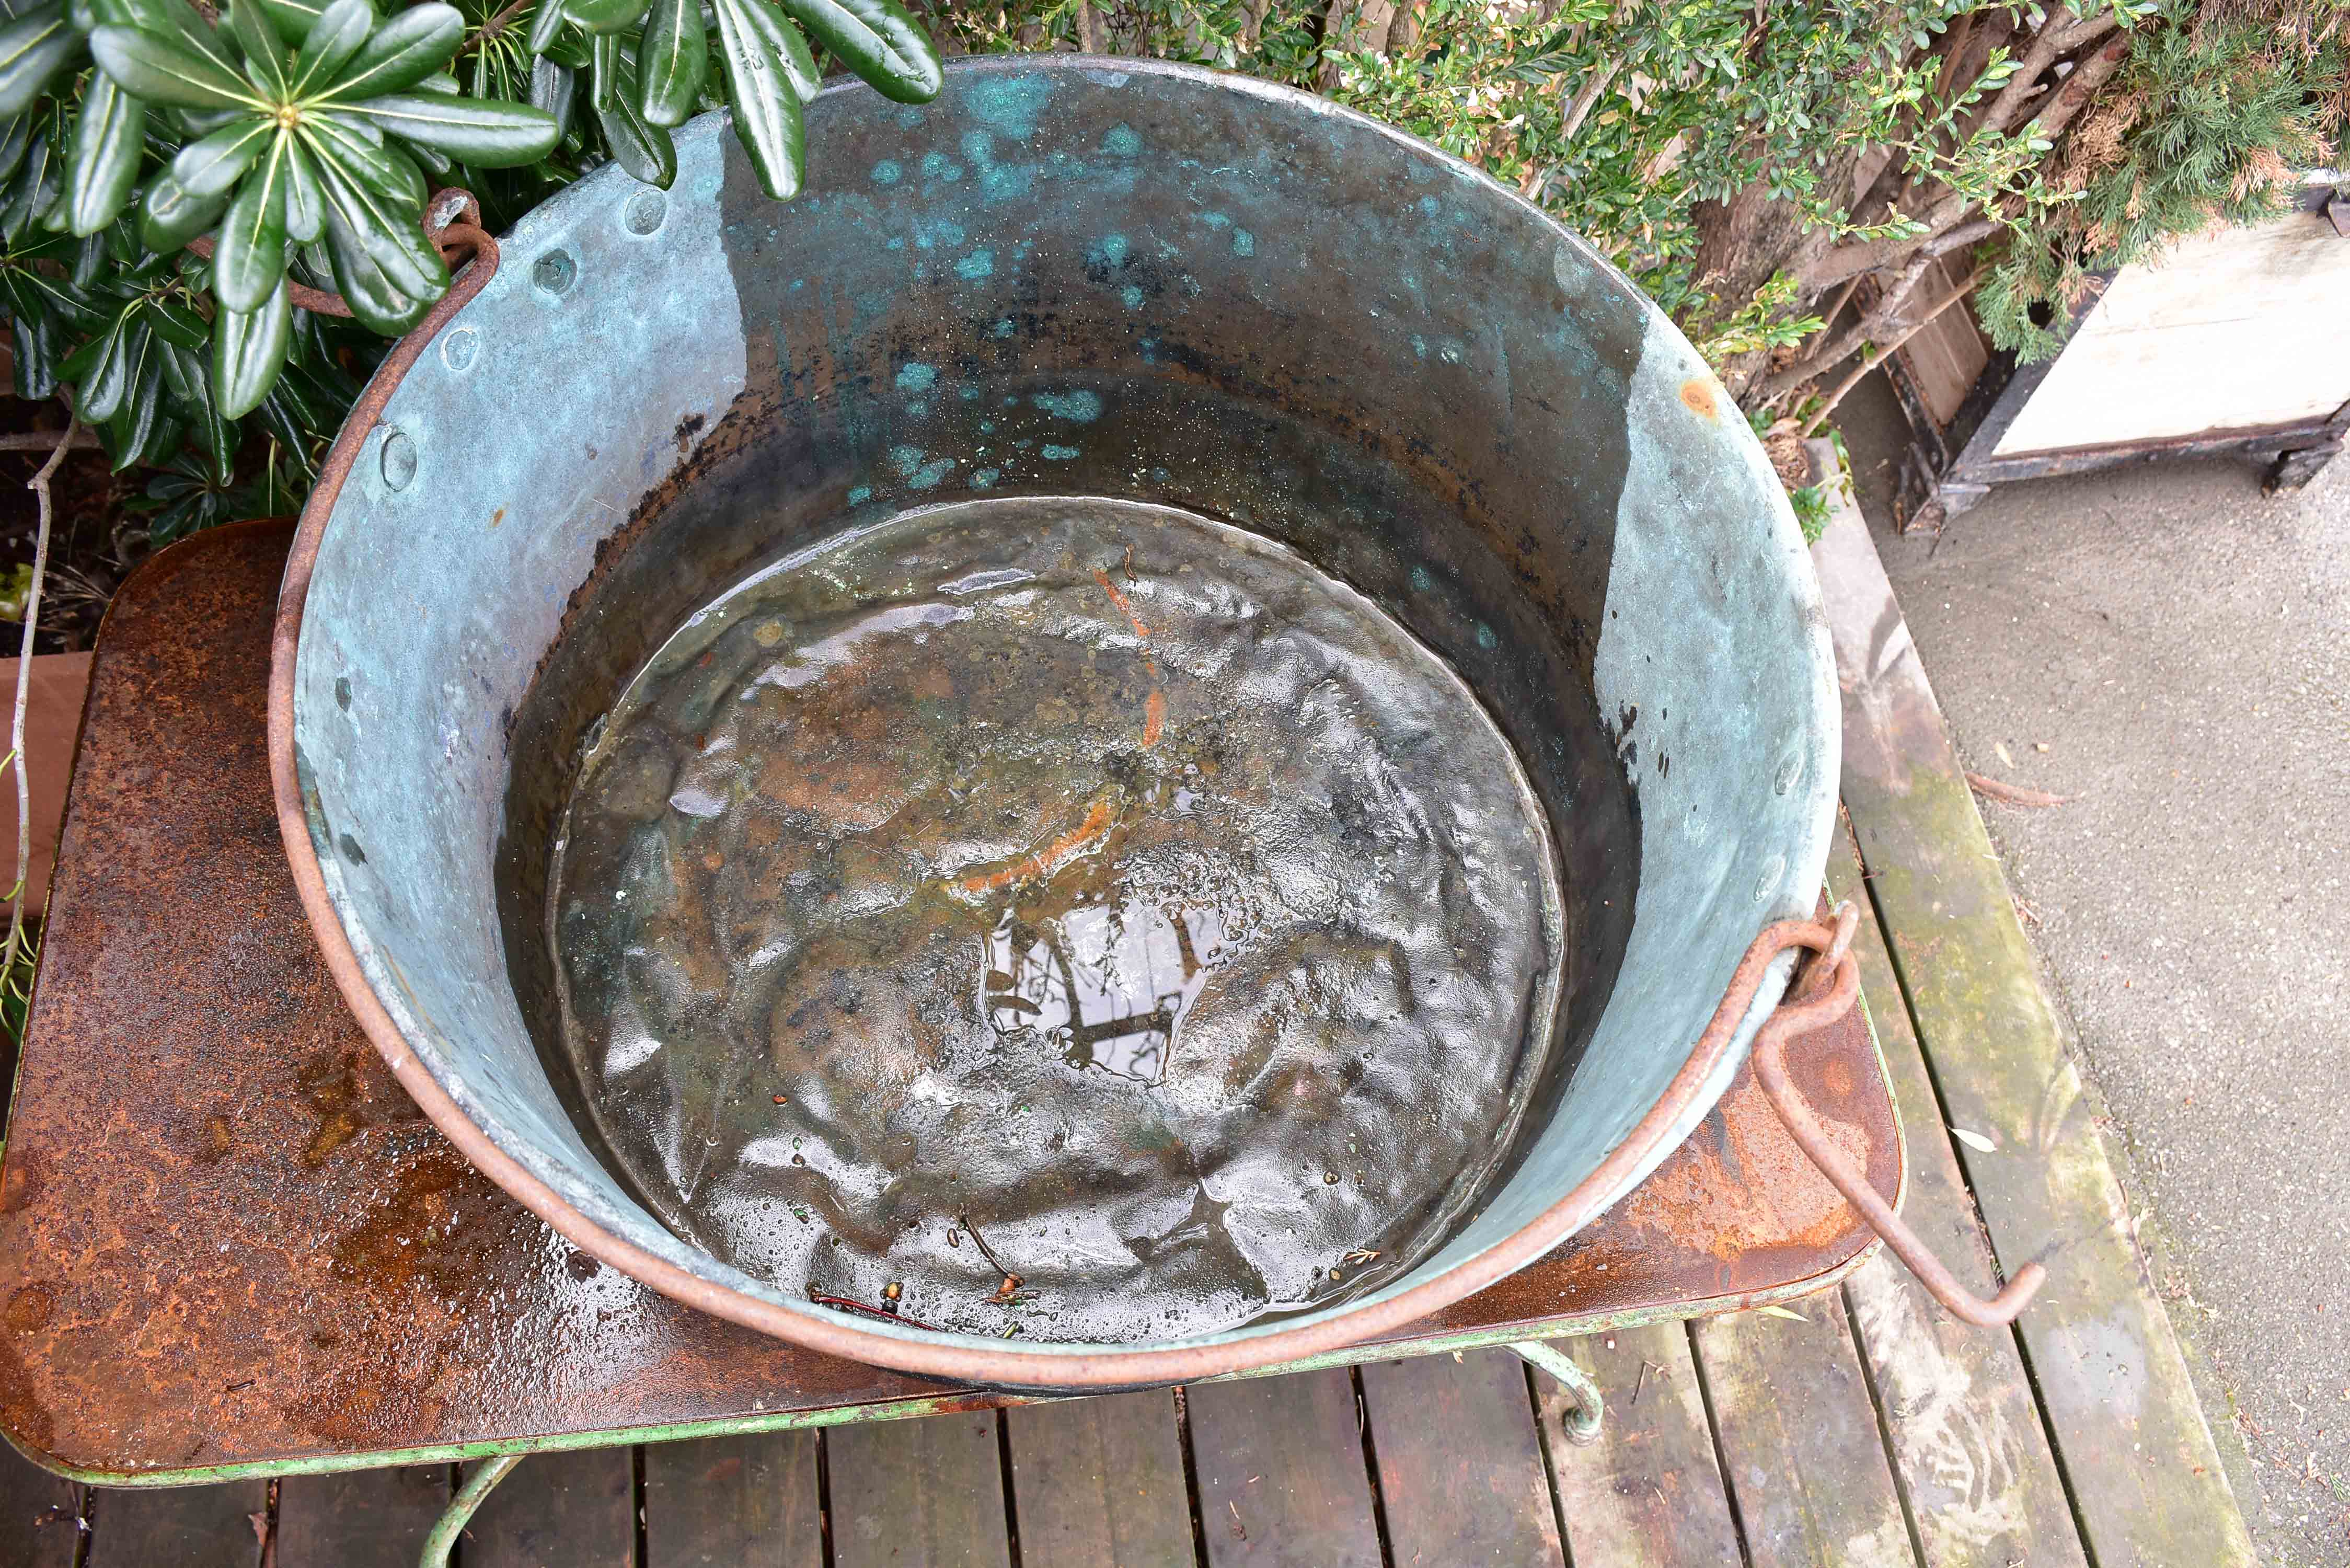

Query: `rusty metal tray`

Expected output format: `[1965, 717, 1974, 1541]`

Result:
[0, 520, 1902, 1484]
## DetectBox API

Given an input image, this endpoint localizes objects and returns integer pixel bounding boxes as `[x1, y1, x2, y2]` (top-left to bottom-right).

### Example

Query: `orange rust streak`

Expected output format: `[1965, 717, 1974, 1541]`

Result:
[1092, 569, 1150, 639]
[1142, 688, 1165, 748]
[958, 798, 1116, 895]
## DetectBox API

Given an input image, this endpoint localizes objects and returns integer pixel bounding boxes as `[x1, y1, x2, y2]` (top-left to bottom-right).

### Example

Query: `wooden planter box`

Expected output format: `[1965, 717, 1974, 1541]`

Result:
[1885, 174, 2350, 528]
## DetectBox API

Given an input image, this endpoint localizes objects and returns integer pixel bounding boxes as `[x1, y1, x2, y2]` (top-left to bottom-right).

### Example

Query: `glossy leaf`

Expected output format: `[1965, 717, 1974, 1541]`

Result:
[171, 116, 271, 197]
[1, 129, 57, 243]
[592, 71, 674, 187]
[308, 144, 441, 296]
[64, 69, 142, 235]
[104, 326, 167, 468]
[93, 0, 248, 76]
[211, 137, 288, 310]
[156, 328, 200, 401]
[147, 290, 210, 348]
[635, 0, 701, 128]
[526, 0, 564, 54]
[226, 0, 290, 96]
[90, 24, 263, 110]
[282, 131, 324, 240]
[0, 112, 30, 185]
[713, 0, 799, 199]
[319, 198, 428, 333]
[563, 0, 651, 37]
[140, 169, 231, 250]
[0, 4, 82, 121]
[777, 0, 936, 103]
[212, 272, 290, 417]
[356, 90, 557, 165]
[733, 0, 816, 102]
[289, 0, 374, 96]
[9, 306, 59, 398]
[307, 110, 425, 205]
[321, 1, 460, 101]
[248, 0, 324, 47]
[528, 53, 572, 139]
[66, 308, 133, 420]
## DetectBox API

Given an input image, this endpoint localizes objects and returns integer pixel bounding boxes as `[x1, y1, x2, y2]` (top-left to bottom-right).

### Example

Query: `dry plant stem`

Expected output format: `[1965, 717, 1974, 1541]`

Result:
[3, 413, 79, 974]
[0, 430, 100, 453]
[1799, 270, 1980, 437]
[459, 0, 533, 54]
[1076, 1, 1099, 53]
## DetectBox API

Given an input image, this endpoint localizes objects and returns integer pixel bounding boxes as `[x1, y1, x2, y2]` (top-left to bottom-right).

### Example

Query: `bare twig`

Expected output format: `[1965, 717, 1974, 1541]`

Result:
[4, 414, 79, 973]
[0, 430, 102, 454]
[1076, 0, 1099, 54]
[458, 0, 532, 53]
[1800, 269, 1981, 436]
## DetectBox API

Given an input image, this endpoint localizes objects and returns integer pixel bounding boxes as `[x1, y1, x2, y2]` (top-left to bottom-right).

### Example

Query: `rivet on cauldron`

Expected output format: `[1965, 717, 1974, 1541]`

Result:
[1753, 855, 1787, 903]
[532, 248, 579, 296]
[378, 429, 416, 491]
[623, 190, 668, 236]
[1775, 754, 1804, 795]
[439, 327, 480, 373]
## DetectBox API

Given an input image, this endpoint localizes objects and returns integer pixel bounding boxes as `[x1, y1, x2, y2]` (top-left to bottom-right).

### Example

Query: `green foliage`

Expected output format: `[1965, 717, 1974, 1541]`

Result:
[1978, 7, 2341, 362]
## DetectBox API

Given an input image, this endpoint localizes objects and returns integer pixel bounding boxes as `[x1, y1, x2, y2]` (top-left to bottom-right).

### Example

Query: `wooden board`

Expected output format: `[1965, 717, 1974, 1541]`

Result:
[0, 1440, 79, 1568]
[1358, 1350, 1563, 1566]
[1826, 825, 2089, 1568]
[644, 1431, 822, 1568]
[275, 1466, 450, 1568]
[1538, 1324, 1742, 1566]
[1813, 494, 2256, 1565]
[1691, 1297, 1914, 1567]
[829, 1411, 1011, 1568]
[1004, 1391, 1193, 1568]
[1185, 1369, 1381, 1568]
[462, 1448, 635, 1568]
[85, 1482, 265, 1568]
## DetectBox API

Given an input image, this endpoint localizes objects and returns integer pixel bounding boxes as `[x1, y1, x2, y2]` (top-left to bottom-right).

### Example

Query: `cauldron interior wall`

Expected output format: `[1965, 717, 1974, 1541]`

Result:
[287, 62, 1836, 1371]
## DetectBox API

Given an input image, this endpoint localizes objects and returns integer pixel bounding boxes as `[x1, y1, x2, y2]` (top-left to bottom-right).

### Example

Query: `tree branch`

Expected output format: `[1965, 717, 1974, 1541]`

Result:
[0, 430, 101, 454]
[1800, 270, 1983, 437]
[1976, 8, 2075, 135]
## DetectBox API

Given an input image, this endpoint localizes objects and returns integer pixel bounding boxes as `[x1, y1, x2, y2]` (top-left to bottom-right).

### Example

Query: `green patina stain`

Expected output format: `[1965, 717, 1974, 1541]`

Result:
[956, 249, 996, 281]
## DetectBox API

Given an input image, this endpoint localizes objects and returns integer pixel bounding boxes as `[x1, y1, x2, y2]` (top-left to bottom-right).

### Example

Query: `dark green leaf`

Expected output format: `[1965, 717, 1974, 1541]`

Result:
[635, 0, 701, 128]
[227, 0, 290, 95]
[92, 0, 247, 77]
[400, 134, 447, 176]
[776, 0, 936, 103]
[147, 290, 210, 347]
[248, 0, 322, 47]
[70, 308, 134, 420]
[90, 24, 263, 110]
[140, 169, 232, 249]
[282, 130, 323, 239]
[8, 304, 60, 398]
[306, 110, 424, 205]
[354, 89, 557, 166]
[526, 0, 562, 53]
[563, 0, 650, 37]
[590, 38, 673, 187]
[65, 72, 143, 236]
[731, 0, 815, 101]
[157, 330, 201, 400]
[211, 135, 287, 310]
[69, 226, 104, 285]
[320, 1, 459, 100]
[528, 53, 572, 139]
[1, 129, 59, 243]
[319, 198, 428, 332]
[713, 0, 797, 198]
[105, 332, 169, 467]
[0, 111, 28, 184]
[0, 4, 82, 121]
[171, 115, 271, 196]
[308, 142, 441, 295]
[288, 0, 373, 95]
[213, 271, 289, 417]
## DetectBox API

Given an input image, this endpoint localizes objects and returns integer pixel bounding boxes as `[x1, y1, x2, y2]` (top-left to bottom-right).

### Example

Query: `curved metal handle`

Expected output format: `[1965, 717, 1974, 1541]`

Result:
[1511, 1340, 1604, 1445]
[1753, 904, 2045, 1328]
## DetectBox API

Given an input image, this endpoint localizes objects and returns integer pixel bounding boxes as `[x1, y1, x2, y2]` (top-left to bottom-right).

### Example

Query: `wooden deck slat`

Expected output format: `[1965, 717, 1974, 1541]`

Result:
[644, 1431, 822, 1568]
[1827, 824, 2091, 1568]
[1814, 494, 2256, 1565]
[1538, 1325, 1742, 1567]
[0, 1438, 80, 1568]
[1359, 1349, 1564, 1567]
[1185, 1369, 1381, 1568]
[275, 1466, 450, 1568]
[1692, 1297, 1916, 1567]
[829, 1411, 1012, 1568]
[1005, 1390, 1194, 1568]
[86, 1482, 266, 1568]
[461, 1448, 635, 1568]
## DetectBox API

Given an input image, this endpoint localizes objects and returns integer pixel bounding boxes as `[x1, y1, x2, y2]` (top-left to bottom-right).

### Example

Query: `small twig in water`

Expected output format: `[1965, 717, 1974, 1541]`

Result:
[807, 1289, 941, 1331]
[959, 1212, 1025, 1301]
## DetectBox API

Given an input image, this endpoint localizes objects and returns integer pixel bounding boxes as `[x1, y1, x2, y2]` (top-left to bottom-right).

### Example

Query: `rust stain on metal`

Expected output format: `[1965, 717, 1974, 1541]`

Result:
[1680, 379, 1718, 420]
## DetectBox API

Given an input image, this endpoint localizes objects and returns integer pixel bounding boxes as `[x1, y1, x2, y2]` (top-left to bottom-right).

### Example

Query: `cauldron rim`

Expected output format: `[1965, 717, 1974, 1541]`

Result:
[268, 54, 1836, 1387]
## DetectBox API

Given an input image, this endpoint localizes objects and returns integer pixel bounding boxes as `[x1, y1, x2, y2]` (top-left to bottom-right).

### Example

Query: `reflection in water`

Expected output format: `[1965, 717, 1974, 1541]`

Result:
[983, 898, 1235, 1083]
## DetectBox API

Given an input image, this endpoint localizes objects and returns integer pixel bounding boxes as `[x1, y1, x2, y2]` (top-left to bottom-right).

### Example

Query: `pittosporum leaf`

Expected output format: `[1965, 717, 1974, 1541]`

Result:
[90, 24, 263, 111]
[141, 169, 232, 250]
[713, 0, 799, 199]
[635, 0, 703, 128]
[289, 0, 376, 96]
[0, 3, 83, 121]
[212, 271, 290, 417]
[321, 1, 460, 101]
[352, 90, 559, 166]
[64, 70, 144, 235]
[776, 0, 937, 103]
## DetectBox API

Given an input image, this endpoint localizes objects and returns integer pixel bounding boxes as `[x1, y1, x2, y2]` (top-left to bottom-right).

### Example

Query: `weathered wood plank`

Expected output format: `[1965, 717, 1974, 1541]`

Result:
[1186, 1369, 1380, 1568]
[1815, 493, 2256, 1565]
[1004, 1391, 1192, 1568]
[1827, 823, 2090, 1568]
[86, 1482, 266, 1568]
[1360, 1349, 1563, 1567]
[461, 1448, 634, 1568]
[829, 1411, 1011, 1568]
[0, 1440, 80, 1568]
[275, 1466, 450, 1568]
[1692, 1296, 1915, 1567]
[1536, 1324, 1742, 1566]
[644, 1431, 822, 1568]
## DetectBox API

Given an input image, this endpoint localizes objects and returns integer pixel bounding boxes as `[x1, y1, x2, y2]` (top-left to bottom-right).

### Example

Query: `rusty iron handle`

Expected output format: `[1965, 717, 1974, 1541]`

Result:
[1750, 903, 2046, 1328]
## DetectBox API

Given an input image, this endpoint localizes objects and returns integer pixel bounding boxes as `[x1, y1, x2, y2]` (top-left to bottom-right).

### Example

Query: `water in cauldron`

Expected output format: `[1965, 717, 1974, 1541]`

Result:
[547, 495, 1565, 1341]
